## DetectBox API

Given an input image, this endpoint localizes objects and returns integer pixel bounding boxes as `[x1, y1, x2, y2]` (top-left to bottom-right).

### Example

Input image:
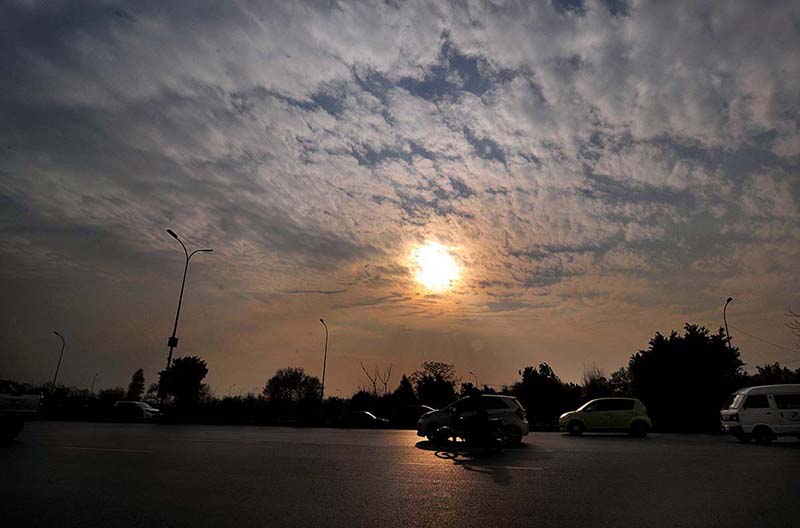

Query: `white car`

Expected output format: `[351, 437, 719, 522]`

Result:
[0, 380, 43, 441]
[114, 401, 161, 420]
[417, 394, 529, 444]
[720, 384, 800, 444]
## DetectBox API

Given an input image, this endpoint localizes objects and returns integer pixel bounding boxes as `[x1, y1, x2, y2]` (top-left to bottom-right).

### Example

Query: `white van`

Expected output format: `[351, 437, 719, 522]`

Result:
[720, 384, 800, 444]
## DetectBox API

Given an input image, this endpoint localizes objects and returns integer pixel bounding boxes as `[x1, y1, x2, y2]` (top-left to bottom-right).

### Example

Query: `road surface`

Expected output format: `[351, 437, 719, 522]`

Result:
[2, 422, 798, 527]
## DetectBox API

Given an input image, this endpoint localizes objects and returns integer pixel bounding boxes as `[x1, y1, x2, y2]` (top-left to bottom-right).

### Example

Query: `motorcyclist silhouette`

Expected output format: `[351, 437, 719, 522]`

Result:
[459, 393, 491, 436]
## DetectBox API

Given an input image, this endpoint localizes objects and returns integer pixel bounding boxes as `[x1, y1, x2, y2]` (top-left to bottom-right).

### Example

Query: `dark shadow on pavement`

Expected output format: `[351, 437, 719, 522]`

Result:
[415, 440, 539, 486]
[560, 432, 651, 441]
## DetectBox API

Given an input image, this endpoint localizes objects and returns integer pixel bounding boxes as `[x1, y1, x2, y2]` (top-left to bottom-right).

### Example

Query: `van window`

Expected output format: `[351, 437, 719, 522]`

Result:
[726, 394, 745, 409]
[743, 394, 769, 409]
[774, 394, 800, 410]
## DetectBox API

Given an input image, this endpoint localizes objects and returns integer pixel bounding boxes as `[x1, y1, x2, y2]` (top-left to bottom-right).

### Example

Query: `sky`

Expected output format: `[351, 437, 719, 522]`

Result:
[1, 0, 799, 396]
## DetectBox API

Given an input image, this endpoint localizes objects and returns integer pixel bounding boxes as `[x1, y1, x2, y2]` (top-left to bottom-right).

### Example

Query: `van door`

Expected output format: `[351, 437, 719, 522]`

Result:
[773, 393, 800, 435]
[741, 394, 777, 431]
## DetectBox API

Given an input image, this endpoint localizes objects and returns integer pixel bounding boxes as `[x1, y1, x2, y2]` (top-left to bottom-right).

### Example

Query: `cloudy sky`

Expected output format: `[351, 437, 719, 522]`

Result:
[1, 0, 799, 395]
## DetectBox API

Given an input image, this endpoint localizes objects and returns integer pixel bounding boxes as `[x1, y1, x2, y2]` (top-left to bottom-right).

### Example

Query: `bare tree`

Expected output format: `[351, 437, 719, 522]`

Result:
[788, 310, 800, 349]
[377, 364, 392, 396]
[359, 362, 379, 397]
[581, 362, 611, 400]
[359, 362, 393, 397]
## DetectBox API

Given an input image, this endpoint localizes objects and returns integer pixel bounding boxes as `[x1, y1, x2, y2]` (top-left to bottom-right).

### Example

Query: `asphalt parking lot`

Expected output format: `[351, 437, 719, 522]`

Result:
[2, 422, 798, 527]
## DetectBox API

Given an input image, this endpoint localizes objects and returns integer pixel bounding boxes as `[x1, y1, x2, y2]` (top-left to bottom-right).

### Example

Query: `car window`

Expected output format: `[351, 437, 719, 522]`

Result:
[743, 394, 769, 409]
[773, 394, 800, 410]
[606, 399, 635, 411]
[483, 398, 509, 410]
[588, 400, 618, 412]
[456, 397, 479, 412]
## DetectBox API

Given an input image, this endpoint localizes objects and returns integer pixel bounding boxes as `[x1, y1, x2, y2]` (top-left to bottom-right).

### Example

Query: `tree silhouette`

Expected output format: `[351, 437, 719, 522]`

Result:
[749, 362, 800, 385]
[410, 361, 459, 408]
[145, 383, 160, 401]
[264, 367, 321, 423]
[581, 363, 612, 400]
[126, 368, 145, 401]
[391, 375, 417, 407]
[264, 367, 321, 403]
[629, 324, 744, 432]
[609, 367, 632, 396]
[97, 387, 124, 406]
[510, 363, 581, 426]
[160, 356, 209, 409]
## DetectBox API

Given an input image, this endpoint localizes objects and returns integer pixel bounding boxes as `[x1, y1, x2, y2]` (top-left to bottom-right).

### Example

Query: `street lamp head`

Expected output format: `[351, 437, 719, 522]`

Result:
[166, 229, 179, 239]
[53, 330, 62, 337]
[726, 297, 733, 304]
[320, 318, 325, 324]
[199, 249, 213, 253]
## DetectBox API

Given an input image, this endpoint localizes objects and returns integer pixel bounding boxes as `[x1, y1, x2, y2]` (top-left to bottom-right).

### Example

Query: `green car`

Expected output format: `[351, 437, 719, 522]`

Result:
[559, 398, 652, 437]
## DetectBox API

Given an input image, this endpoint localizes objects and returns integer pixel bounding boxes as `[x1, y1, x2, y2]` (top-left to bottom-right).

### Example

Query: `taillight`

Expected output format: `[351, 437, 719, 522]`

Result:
[515, 407, 525, 420]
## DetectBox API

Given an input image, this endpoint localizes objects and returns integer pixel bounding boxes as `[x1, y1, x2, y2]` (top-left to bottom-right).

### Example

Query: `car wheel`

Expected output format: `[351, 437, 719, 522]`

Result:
[430, 426, 452, 446]
[567, 421, 584, 436]
[426, 424, 441, 442]
[629, 421, 650, 437]
[501, 425, 523, 446]
[752, 426, 773, 445]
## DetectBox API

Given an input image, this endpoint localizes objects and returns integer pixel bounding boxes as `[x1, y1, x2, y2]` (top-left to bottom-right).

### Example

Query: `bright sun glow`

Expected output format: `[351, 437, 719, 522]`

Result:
[413, 242, 460, 292]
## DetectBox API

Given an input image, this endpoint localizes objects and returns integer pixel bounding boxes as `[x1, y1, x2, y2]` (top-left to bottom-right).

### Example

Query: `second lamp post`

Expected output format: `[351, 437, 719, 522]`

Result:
[165, 229, 213, 371]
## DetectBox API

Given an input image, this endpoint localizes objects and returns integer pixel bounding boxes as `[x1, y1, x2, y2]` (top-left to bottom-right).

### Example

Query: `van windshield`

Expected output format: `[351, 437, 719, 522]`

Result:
[725, 394, 745, 409]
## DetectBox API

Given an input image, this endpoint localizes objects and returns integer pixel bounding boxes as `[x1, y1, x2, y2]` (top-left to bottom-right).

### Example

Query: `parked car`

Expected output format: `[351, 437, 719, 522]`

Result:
[0, 380, 43, 441]
[417, 394, 529, 444]
[559, 397, 652, 437]
[338, 411, 390, 429]
[720, 384, 800, 444]
[113, 401, 161, 421]
[390, 405, 434, 429]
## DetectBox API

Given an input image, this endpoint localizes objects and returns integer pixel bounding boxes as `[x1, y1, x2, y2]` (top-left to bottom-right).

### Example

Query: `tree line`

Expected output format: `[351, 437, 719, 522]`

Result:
[14, 323, 800, 432]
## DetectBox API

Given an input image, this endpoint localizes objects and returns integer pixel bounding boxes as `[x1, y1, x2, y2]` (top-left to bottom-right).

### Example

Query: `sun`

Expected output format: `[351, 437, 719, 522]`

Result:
[413, 242, 460, 292]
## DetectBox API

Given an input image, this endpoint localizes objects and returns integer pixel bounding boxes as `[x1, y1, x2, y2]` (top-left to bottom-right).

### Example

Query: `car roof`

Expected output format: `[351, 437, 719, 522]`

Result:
[736, 384, 800, 395]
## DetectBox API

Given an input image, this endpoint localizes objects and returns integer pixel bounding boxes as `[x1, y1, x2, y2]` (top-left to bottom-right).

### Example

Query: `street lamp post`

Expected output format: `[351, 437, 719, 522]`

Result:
[319, 318, 328, 401]
[90, 373, 98, 395]
[469, 370, 479, 388]
[723, 297, 734, 351]
[50, 331, 65, 393]
[164, 229, 213, 371]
